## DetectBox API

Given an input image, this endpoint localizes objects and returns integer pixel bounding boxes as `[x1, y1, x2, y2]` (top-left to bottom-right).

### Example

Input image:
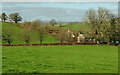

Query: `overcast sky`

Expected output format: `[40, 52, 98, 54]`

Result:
[1, 2, 118, 22]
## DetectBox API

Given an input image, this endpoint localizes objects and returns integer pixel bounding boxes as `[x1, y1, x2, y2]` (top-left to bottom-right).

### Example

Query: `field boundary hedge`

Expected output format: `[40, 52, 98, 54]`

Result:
[1, 42, 97, 46]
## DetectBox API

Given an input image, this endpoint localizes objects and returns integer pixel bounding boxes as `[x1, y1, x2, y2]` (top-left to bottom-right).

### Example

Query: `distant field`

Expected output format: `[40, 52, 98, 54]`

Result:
[2, 45, 118, 73]
[2, 22, 59, 44]
[70, 23, 89, 30]
[56, 23, 90, 30]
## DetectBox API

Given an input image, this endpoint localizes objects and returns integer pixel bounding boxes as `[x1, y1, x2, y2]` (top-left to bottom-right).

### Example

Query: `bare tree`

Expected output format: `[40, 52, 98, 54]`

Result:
[58, 22, 62, 27]
[2, 27, 14, 44]
[22, 29, 31, 44]
[21, 21, 32, 29]
[84, 8, 97, 38]
[56, 29, 68, 42]
[32, 19, 41, 31]
[37, 26, 45, 43]
[97, 7, 115, 43]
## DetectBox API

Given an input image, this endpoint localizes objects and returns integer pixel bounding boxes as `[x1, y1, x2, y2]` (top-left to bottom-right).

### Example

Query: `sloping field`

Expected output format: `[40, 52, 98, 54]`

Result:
[2, 22, 59, 44]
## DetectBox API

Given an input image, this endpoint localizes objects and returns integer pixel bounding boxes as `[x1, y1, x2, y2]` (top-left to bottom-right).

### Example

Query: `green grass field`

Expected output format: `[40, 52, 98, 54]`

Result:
[56, 23, 90, 30]
[2, 45, 118, 73]
[2, 22, 59, 44]
[70, 23, 89, 30]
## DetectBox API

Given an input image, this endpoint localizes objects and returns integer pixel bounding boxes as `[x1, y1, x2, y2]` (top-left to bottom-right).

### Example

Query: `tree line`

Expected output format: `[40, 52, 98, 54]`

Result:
[0, 12, 57, 26]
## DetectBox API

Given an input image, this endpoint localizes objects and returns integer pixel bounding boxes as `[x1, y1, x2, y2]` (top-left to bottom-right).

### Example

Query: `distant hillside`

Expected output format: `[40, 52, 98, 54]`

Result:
[70, 23, 90, 30]
[55, 23, 90, 31]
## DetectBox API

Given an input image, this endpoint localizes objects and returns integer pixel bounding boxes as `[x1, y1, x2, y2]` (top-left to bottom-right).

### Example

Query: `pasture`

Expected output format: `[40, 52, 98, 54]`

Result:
[2, 45, 118, 73]
[56, 23, 90, 30]
[70, 23, 89, 30]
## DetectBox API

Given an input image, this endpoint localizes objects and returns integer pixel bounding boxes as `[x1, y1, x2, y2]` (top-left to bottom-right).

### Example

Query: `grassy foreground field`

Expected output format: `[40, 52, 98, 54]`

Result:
[2, 45, 118, 73]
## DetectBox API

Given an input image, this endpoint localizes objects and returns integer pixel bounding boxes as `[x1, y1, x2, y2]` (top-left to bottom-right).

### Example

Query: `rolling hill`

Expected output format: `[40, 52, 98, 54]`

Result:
[2, 22, 59, 44]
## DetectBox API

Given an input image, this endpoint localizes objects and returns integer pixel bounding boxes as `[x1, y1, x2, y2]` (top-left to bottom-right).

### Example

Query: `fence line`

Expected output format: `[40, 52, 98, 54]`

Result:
[1, 42, 98, 46]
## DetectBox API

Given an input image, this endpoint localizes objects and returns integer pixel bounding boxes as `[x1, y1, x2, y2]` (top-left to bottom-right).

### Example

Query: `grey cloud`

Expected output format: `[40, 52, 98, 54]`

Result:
[2, 6, 86, 22]
[2, 2, 118, 22]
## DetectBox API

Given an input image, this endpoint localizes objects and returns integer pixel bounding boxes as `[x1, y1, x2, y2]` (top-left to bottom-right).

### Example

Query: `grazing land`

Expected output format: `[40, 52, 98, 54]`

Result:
[2, 45, 118, 73]
[69, 23, 90, 30]
[56, 23, 90, 30]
